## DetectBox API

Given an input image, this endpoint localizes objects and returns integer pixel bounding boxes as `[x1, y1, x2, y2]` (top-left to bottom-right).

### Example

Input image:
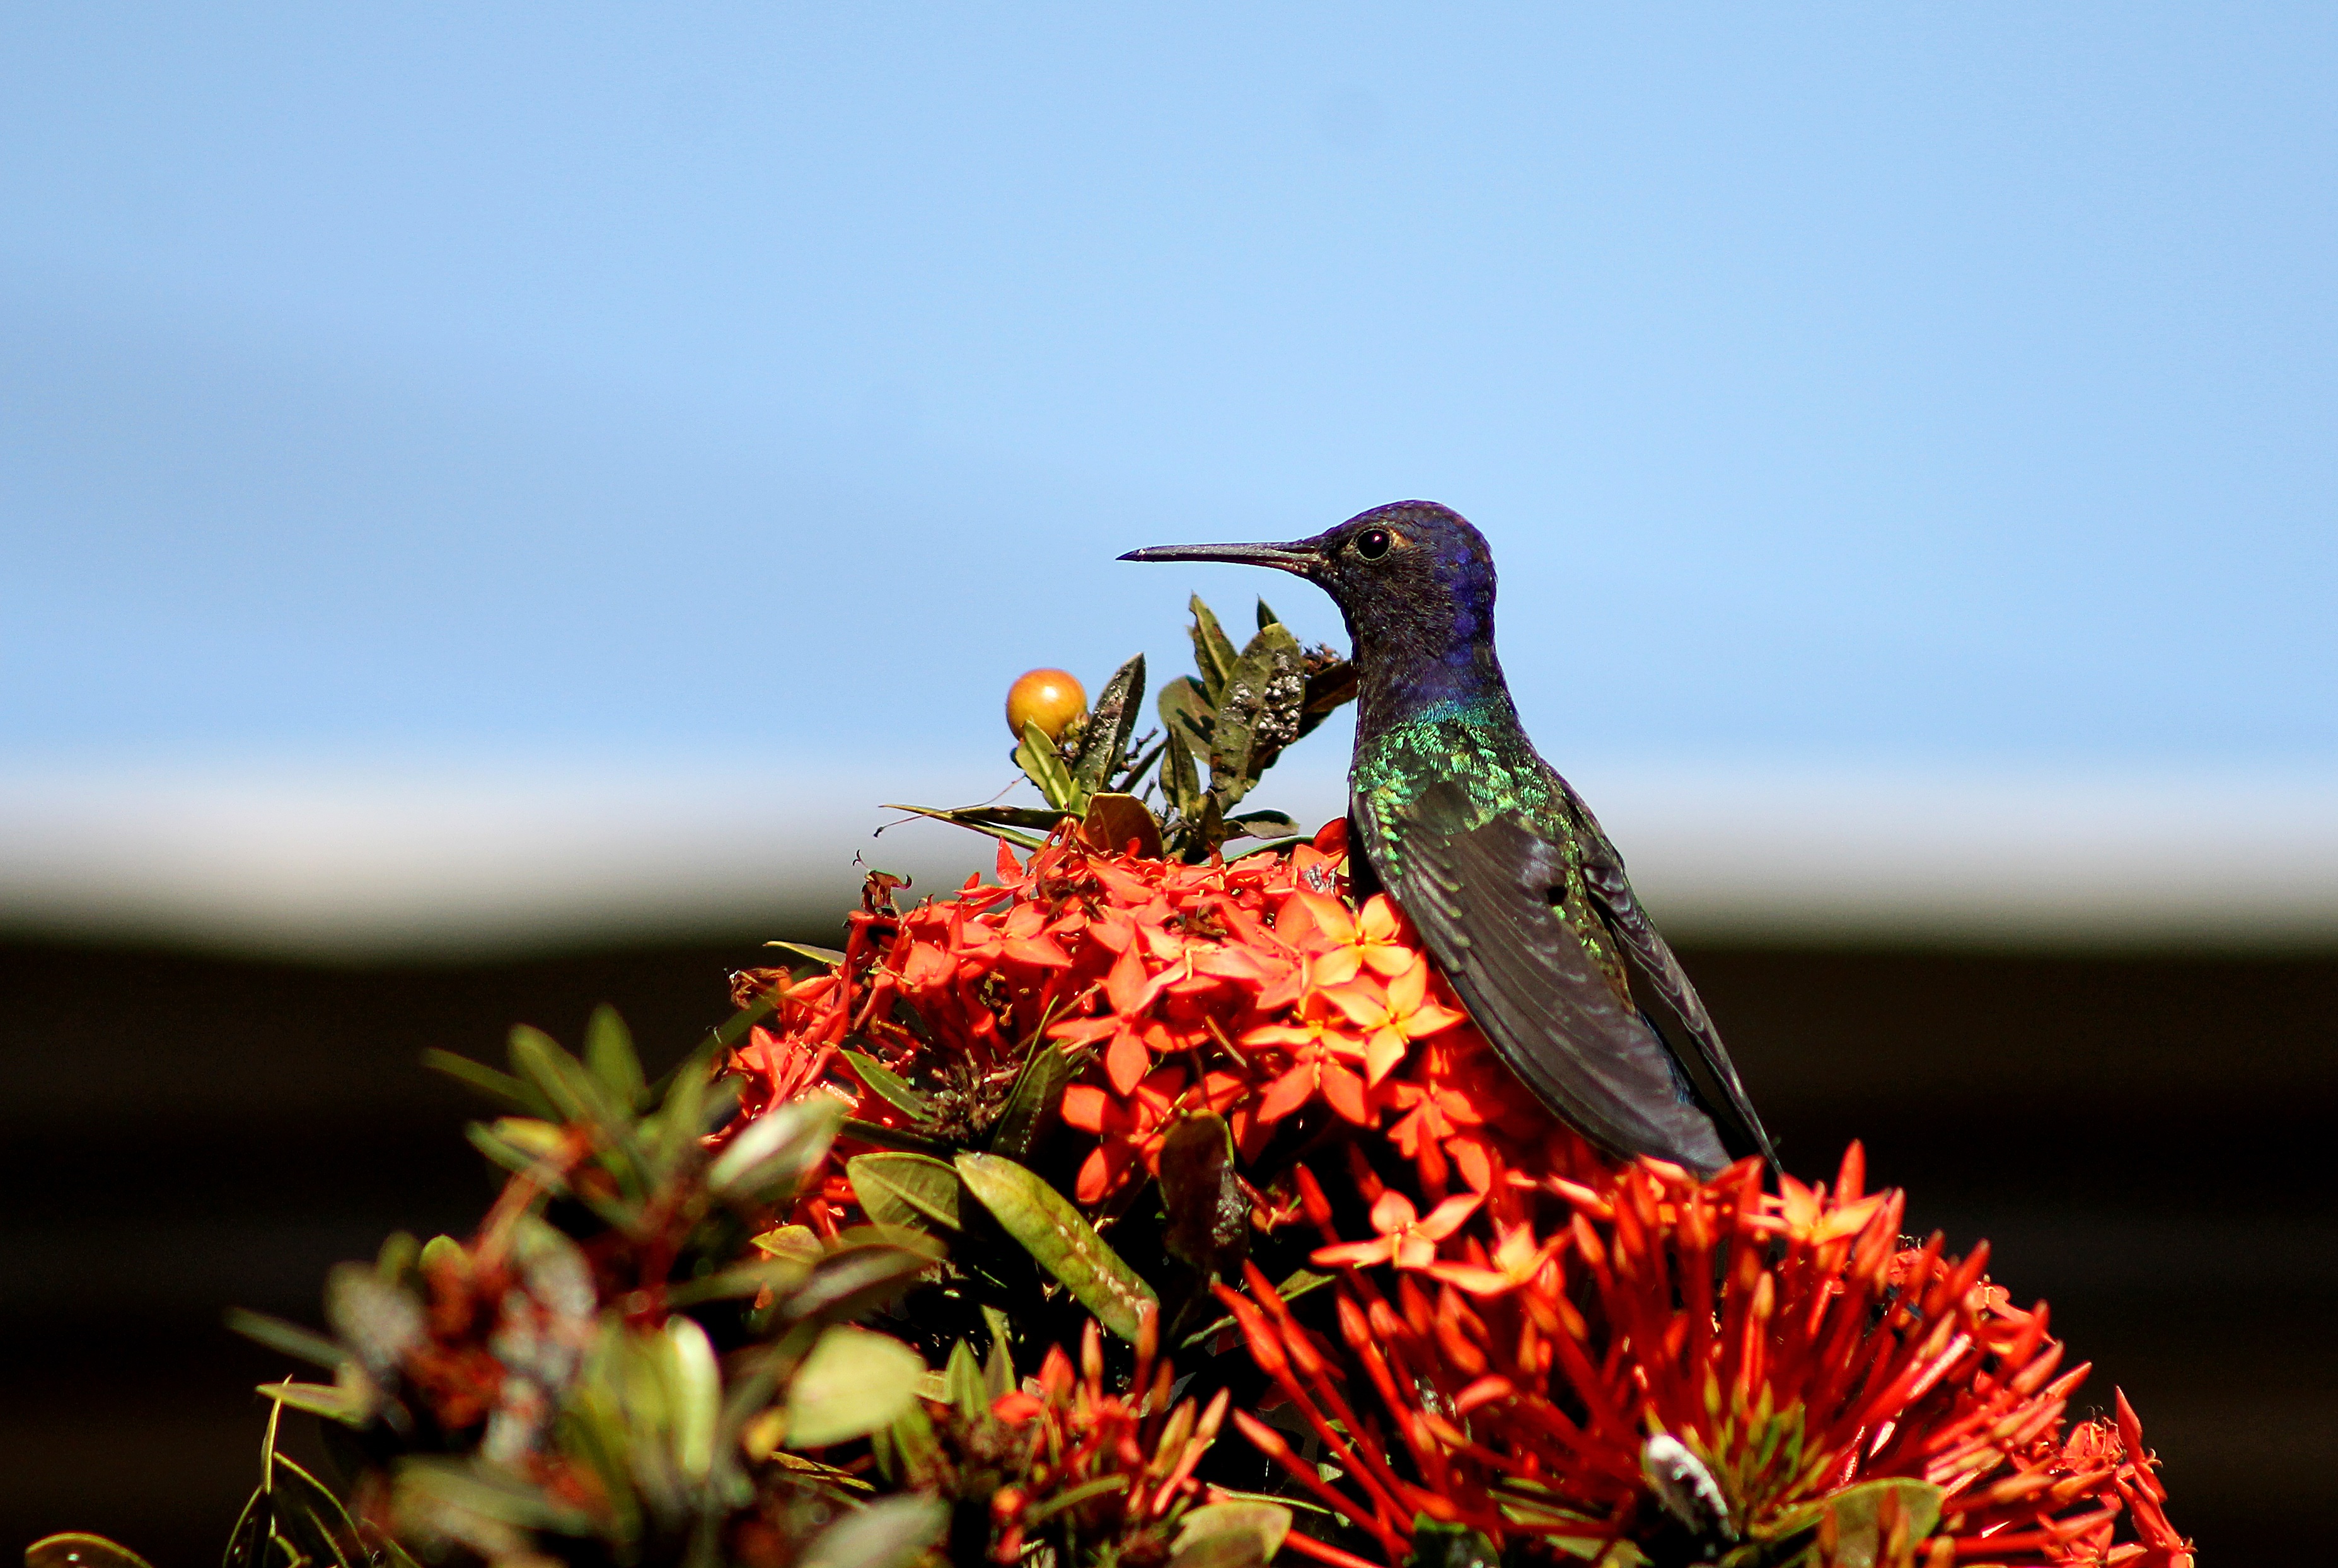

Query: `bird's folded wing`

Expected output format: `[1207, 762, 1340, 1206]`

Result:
[1565, 791, 1777, 1167]
[1375, 781, 1728, 1172]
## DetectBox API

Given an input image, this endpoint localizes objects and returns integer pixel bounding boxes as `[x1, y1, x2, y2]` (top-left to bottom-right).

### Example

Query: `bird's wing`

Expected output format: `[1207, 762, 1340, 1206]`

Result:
[1362, 779, 1730, 1174]
[1560, 781, 1777, 1167]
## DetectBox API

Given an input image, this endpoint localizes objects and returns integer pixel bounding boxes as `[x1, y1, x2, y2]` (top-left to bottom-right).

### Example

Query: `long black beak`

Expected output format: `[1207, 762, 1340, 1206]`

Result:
[1117, 539, 1319, 575]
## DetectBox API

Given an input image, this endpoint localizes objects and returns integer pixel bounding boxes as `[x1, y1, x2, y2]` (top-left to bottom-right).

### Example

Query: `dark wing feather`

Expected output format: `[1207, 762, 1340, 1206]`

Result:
[1362, 780, 1730, 1175]
[1563, 784, 1778, 1168]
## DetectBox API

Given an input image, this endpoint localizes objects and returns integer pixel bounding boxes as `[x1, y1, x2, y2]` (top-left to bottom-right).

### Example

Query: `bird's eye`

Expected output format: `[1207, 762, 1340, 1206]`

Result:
[1353, 527, 1392, 561]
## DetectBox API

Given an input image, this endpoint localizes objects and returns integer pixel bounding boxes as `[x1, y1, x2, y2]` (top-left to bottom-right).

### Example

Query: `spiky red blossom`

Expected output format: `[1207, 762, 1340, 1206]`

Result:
[1224, 1144, 2194, 1568]
[727, 822, 1556, 1227]
[726, 821, 2190, 1568]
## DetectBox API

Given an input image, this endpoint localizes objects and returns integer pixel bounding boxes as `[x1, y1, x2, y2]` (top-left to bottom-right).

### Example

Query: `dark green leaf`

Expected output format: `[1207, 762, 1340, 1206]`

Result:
[879, 802, 1056, 850]
[1188, 595, 1238, 701]
[1070, 654, 1147, 802]
[840, 1050, 940, 1124]
[1255, 597, 1281, 631]
[784, 1231, 947, 1325]
[1159, 1114, 1249, 1276]
[986, 1039, 1078, 1160]
[1022, 1475, 1130, 1526]
[845, 1151, 963, 1231]
[956, 1151, 1159, 1340]
[1209, 620, 1304, 809]
[420, 1048, 550, 1117]
[225, 1309, 349, 1370]
[840, 1116, 954, 1155]
[1183, 1269, 1333, 1349]
[583, 1005, 645, 1107]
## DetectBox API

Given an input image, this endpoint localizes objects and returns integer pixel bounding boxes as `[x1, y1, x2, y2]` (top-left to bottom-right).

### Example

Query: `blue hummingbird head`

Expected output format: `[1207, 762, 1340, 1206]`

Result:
[1122, 500, 1504, 715]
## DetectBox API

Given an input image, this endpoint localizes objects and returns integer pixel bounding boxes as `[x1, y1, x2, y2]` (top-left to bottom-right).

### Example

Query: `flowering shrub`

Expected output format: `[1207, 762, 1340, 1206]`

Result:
[33, 597, 2190, 1568]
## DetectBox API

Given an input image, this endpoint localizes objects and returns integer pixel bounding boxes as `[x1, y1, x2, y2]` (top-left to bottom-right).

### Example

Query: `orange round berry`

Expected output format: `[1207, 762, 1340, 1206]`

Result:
[1005, 668, 1087, 741]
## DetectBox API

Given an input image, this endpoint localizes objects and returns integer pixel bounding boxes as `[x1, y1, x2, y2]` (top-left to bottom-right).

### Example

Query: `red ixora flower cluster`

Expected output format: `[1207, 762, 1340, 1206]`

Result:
[1225, 1144, 2193, 1568]
[728, 821, 1557, 1223]
[725, 821, 2190, 1568]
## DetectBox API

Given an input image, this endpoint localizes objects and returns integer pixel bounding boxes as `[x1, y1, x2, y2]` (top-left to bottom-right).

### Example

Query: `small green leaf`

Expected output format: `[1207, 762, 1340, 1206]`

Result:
[840, 1051, 941, 1124]
[1255, 597, 1281, 631]
[797, 1494, 949, 1568]
[941, 1339, 986, 1421]
[846, 1151, 963, 1231]
[226, 1309, 349, 1370]
[1079, 792, 1165, 858]
[987, 1040, 1077, 1160]
[1070, 654, 1147, 802]
[1172, 1500, 1293, 1566]
[583, 1005, 645, 1107]
[784, 1231, 947, 1325]
[765, 939, 847, 967]
[1188, 595, 1238, 701]
[956, 1151, 1159, 1340]
[1013, 720, 1080, 811]
[1183, 1269, 1333, 1349]
[785, 1327, 927, 1449]
[27, 1535, 158, 1568]
[420, 1048, 550, 1117]
[708, 1095, 845, 1202]
[256, 1379, 369, 1425]
[879, 801, 1055, 850]
[1760, 1478, 1943, 1568]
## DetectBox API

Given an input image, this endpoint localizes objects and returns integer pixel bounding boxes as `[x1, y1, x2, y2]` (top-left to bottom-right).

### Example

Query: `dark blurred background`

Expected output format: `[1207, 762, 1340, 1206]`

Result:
[6, 930, 2330, 1562]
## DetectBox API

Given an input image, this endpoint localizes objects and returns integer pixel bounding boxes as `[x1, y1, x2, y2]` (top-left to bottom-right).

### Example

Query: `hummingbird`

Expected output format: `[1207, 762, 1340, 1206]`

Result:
[1123, 501, 1773, 1178]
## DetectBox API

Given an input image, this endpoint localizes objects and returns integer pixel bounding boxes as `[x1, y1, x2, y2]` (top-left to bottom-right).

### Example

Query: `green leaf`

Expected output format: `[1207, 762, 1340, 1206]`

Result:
[707, 1095, 845, 1202]
[660, 1317, 722, 1480]
[256, 1379, 369, 1426]
[420, 1048, 550, 1117]
[1760, 1479, 1943, 1568]
[225, 1308, 349, 1370]
[879, 801, 1055, 850]
[27, 1536, 157, 1568]
[784, 1231, 947, 1325]
[1208, 620, 1305, 809]
[1404, 1519, 1500, 1568]
[766, 939, 847, 967]
[1159, 1114, 1249, 1276]
[986, 1039, 1078, 1160]
[1256, 597, 1281, 631]
[583, 1005, 645, 1107]
[508, 1025, 650, 1199]
[664, 1255, 816, 1307]
[1013, 719, 1080, 811]
[1070, 654, 1147, 802]
[956, 1151, 1159, 1340]
[784, 1327, 927, 1449]
[941, 1339, 987, 1421]
[1182, 1269, 1333, 1349]
[1079, 792, 1165, 858]
[847, 1151, 963, 1231]
[1226, 809, 1301, 839]
[796, 1494, 949, 1568]
[1022, 1475, 1130, 1527]
[1173, 1500, 1293, 1566]
[1188, 595, 1238, 701]
[839, 1116, 953, 1155]
[840, 1051, 941, 1124]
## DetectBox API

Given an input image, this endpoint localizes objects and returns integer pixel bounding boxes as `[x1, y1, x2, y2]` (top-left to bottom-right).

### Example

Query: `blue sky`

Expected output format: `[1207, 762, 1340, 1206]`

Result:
[6, 4, 2334, 773]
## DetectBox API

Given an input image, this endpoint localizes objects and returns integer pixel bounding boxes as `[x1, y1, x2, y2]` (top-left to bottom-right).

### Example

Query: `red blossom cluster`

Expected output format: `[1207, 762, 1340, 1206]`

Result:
[724, 822, 2192, 1568]
[1226, 1144, 2194, 1568]
[981, 1308, 1231, 1564]
[729, 822, 1556, 1222]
